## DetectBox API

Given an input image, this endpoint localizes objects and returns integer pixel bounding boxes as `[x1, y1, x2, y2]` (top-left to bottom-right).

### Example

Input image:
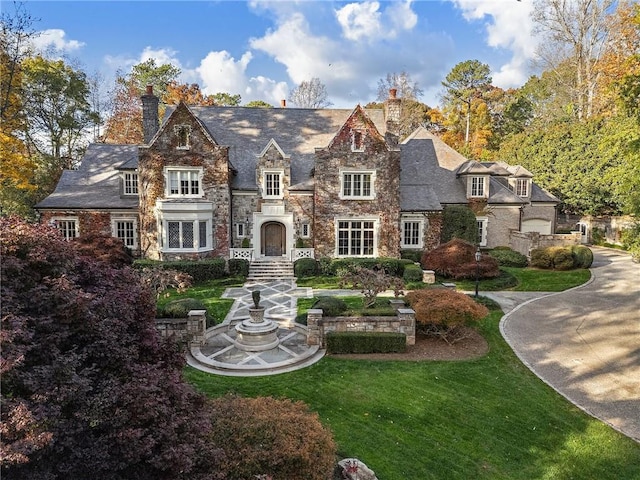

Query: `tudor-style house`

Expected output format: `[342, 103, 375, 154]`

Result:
[36, 88, 559, 261]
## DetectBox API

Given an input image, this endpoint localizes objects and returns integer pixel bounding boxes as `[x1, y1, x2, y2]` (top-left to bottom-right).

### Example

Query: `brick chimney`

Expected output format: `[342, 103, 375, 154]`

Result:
[141, 85, 159, 144]
[280, 99, 286, 108]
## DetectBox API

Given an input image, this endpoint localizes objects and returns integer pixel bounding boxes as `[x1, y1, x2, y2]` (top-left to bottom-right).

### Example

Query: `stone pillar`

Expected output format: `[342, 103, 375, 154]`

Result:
[306, 309, 323, 346]
[422, 269, 435, 284]
[397, 308, 415, 345]
[187, 309, 207, 346]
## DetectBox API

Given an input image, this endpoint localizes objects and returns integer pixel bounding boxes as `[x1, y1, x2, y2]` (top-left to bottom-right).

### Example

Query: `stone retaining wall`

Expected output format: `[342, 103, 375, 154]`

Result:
[509, 230, 581, 256]
[306, 308, 415, 347]
[155, 309, 206, 346]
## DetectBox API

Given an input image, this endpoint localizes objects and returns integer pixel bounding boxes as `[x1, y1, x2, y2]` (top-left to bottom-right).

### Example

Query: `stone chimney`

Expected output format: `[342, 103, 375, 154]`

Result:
[280, 99, 286, 108]
[141, 85, 159, 144]
[385, 88, 401, 143]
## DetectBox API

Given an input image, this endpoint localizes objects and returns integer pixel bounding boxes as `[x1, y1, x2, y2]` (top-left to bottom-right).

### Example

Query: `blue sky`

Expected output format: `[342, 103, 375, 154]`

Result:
[8, 0, 540, 108]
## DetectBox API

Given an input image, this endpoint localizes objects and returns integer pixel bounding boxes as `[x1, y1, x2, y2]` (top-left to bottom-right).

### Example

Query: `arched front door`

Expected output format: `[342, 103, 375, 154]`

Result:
[262, 222, 286, 256]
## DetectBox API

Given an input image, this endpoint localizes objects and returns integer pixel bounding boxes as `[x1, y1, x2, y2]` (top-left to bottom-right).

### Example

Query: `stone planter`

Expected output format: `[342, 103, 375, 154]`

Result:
[249, 306, 265, 323]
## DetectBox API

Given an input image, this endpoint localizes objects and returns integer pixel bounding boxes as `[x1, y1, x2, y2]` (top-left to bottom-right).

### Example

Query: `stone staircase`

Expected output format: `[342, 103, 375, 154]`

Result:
[247, 258, 295, 281]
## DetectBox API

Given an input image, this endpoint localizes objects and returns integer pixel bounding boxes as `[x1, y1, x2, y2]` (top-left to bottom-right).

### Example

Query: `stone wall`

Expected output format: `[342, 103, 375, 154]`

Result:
[509, 230, 581, 256]
[155, 309, 206, 346]
[306, 308, 415, 347]
[486, 206, 520, 248]
[314, 107, 401, 258]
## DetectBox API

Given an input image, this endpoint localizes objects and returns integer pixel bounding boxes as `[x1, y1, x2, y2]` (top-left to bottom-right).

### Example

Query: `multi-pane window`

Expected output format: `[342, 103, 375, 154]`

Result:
[516, 179, 529, 197]
[471, 176, 485, 197]
[123, 172, 138, 195]
[337, 220, 375, 256]
[167, 170, 201, 197]
[236, 222, 245, 238]
[166, 220, 209, 250]
[402, 221, 421, 247]
[264, 172, 282, 198]
[114, 220, 136, 248]
[477, 218, 488, 246]
[55, 219, 77, 240]
[301, 222, 310, 238]
[341, 172, 373, 199]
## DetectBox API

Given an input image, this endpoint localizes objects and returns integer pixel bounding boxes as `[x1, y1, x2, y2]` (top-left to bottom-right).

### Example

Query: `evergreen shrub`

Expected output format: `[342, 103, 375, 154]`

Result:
[313, 296, 348, 317]
[294, 258, 318, 277]
[530, 248, 553, 269]
[489, 246, 528, 267]
[440, 205, 478, 244]
[571, 245, 594, 268]
[317, 257, 335, 276]
[401, 249, 423, 263]
[531, 246, 594, 270]
[228, 258, 249, 277]
[161, 297, 208, 318]
[403, 263, 423, 283]
[326, 332, 406, 354]
[134, 258, 226, 282]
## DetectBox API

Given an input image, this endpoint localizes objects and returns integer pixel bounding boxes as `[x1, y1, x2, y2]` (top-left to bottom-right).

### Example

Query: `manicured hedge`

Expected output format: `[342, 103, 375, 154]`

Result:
[488, 246, 528, 268]
[161, 297, 208, 318]
[326, 331, 407, 354]
[530, 245, 594, 270]
[133, 258, 226, 282]
[228, 258, 249, 277]
[403, 263, 423, 283]
[401, 249, 423, 263]
[313, 296, 348, 317]
[330, 257, 413, 277]
[294, 258, 319, 277]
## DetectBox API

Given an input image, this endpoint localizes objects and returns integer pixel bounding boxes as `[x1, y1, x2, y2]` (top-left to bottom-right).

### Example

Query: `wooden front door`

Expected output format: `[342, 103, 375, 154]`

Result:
[263, 222, 285, 256]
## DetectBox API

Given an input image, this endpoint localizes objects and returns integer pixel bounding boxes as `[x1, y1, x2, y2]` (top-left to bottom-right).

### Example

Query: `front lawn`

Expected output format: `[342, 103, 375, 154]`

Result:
[185, 307, 640, 479]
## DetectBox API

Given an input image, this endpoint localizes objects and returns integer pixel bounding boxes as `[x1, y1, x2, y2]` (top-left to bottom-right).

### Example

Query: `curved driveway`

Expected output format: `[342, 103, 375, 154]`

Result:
[500, 247, 640, 442]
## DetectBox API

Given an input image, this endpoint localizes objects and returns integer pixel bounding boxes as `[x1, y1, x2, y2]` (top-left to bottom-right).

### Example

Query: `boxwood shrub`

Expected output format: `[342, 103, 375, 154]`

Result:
[330, 257, 412, 277]
[312, 297, 348, 317]
[530, 245, 594, 270]
[403, 263, 423, 283]
[572, 245, 594, 268]
[400, 249, 423, 263]
[488, 246, 528, 268]
[326, 331, 407, 354]
[161, 297, 208, 318]
[228, 258, 250, 277]
[294, 258, 319, 277]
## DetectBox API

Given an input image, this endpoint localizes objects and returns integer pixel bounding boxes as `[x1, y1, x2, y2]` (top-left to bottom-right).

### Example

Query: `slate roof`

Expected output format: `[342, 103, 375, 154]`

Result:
[35, 144, 139, 210]
[170, 105, 387, 190]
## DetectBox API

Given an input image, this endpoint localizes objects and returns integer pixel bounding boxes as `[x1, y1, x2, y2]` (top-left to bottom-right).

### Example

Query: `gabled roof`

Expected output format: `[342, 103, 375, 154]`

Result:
[326, 104, 388, 151]
[258, 138, 290, 160]
[35, 144, 139, 210]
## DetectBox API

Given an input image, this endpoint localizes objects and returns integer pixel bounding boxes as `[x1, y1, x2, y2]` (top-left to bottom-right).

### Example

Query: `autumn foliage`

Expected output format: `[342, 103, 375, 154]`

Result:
[421, 238, 500, 280]
[209, 395, 337, 480]
[405, 289, 489, 343]
[0, 217, 222, 479]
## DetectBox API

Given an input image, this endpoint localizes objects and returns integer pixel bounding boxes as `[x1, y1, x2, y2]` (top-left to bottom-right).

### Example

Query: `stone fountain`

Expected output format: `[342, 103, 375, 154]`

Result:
[234, 290, 280, 351]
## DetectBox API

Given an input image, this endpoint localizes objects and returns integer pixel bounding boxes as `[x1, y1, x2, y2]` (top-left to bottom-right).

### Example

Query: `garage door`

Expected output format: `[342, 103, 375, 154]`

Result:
[521, 219, 552, 235]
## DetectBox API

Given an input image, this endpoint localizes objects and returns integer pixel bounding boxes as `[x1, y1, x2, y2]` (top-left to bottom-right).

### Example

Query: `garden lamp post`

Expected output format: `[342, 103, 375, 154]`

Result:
[475, 247, 482, 298]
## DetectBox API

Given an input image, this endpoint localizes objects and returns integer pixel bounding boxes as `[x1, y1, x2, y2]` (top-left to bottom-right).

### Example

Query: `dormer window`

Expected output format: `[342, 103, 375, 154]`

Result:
[174, 125, 191, 149]
[263, 170, 283, 199]
[122, 172, 138, 195]
[515, 178, 529, 197]
[351, 129, 365, 152]
[470, 176, 486, 197]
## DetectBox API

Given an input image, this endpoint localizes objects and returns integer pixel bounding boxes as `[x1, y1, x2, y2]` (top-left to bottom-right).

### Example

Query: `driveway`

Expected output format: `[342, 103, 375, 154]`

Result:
[500, 247, 640, 442]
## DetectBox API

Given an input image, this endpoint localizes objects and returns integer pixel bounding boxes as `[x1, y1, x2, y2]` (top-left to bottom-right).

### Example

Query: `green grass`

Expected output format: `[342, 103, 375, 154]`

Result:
[185, 309, 640, 479]
[454, 267, 591, 292]
[156, 277, 244, 324]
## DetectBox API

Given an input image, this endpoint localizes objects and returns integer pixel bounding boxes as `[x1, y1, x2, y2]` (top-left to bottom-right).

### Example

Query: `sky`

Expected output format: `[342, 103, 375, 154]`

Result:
[5, 0, 540, 108]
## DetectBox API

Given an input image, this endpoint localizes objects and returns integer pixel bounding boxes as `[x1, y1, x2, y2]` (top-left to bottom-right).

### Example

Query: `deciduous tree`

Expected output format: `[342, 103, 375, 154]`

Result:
[289, 77, 332, 108]
[376, 71, 423, 101]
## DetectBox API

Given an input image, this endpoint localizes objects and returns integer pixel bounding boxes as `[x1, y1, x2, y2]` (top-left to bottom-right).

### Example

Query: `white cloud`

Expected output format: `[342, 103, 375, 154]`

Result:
[32, 29, 84, 54]
[196, 50, 252, 95]
[451, 0, 538, 87]
[335, 1, 417, 42]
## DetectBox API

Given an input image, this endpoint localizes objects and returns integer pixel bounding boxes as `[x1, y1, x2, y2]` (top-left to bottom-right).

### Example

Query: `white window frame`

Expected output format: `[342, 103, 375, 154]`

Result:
[164, 167, 203, 198]
[236, 222, 246, 238]
[263, 170, 284, 199]
[111, 218, 138, 249]
[335, 218, 378, 257]
[401, 218, 423, 249]
[122, 172, 139, 195]
[515, 178, 529, 197]
[339, 170, 375, 200]
[301, 222, 310, 238]
[51, 217, 78, 240]
[470, 176, 486, 198]
[160, 218, 212, 252]
[476, 217, 488, 247]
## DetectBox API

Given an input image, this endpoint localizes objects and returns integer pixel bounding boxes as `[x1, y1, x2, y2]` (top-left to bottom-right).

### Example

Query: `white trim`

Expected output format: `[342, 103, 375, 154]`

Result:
[111, 217, 138, 249]
[262, 169, 284, 199]
[468, 175, 488, 198]
[163, 167, 204, 198]
[122, 172, 139, 195]
[156, 201, 213, 253]
[400, 217, 423, 249]
[476, 216, 488, 247]
[334, 217, 379, 257]
[301, 222, 310, 238]
[252, 210, 294, 260]
[339, 170, 376, 200]
[236, 222, 246, 238]
[50, 216, 78, 240]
